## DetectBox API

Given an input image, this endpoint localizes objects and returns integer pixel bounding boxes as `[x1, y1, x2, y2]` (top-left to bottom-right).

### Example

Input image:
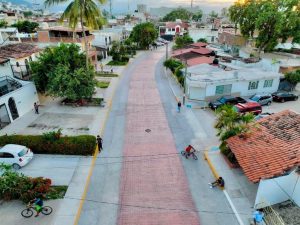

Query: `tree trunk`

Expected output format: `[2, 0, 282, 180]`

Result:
[80, 4, 89, 70]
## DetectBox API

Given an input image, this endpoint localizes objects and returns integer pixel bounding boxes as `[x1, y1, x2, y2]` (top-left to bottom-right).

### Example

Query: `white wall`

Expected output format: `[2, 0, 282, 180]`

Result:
[187, 77, 280, 101]
[0, 61, 13, 77]
[0, 81, 38, 122]
[255, 170, 300, 208]
[189, 28, 218, 43]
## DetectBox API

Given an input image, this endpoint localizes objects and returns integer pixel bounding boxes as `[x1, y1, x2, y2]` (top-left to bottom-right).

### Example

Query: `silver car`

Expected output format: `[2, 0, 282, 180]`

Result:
[250, 94, 273, 106]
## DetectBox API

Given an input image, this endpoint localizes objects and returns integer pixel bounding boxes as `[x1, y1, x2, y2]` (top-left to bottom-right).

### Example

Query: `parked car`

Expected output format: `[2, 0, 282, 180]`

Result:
[272, 92, 298, 102]
[0, 144, 34, 169]
[249, 94, 273, 106]
[234, 102, 262, 115]
[254, 112, 274, 121]
[209, 96, 247, 110]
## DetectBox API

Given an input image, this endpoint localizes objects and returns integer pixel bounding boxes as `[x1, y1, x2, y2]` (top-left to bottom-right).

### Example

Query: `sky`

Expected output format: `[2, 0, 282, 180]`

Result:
[31, 0, 235, 14]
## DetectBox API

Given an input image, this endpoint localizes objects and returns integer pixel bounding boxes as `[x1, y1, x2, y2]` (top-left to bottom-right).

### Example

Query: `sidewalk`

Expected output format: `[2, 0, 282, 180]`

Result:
[205, 148, 258, 225]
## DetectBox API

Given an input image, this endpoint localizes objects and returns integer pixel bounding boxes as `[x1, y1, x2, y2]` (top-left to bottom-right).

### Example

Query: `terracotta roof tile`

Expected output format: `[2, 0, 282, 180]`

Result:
[0, 43, 40, 59]
[186, 57, 214, 66]
[227, 110, 300, 183]
[190, 42, 208, 48]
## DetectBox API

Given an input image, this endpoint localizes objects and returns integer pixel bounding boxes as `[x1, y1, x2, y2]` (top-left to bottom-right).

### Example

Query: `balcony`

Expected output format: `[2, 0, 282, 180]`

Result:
[49, 34, 94, 43]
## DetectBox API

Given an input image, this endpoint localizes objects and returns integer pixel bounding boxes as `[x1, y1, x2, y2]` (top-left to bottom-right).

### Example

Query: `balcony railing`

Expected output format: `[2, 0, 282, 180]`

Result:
[49, 34, 94, 43]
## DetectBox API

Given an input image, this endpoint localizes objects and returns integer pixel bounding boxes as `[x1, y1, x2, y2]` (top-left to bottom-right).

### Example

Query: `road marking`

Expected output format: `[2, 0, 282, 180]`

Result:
[73, 92, 116, 225]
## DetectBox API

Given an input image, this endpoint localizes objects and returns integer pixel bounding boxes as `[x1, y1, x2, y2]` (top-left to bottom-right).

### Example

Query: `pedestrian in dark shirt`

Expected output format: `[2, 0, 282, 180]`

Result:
[96, 135, 103, 152]
[34, 102, 39, 114]
[177, 101, 182, 113]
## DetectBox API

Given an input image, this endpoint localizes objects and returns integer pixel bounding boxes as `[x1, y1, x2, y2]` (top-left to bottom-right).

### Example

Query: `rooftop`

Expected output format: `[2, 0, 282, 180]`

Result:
[227, 110, 300, 183]
[171, 47, 213, 57]
[190, 42, 208, 48]
[46, 26, 91, 32]
[165, 22, 189, 29]
[186, 57, 214, 67]
[0, 43, 40, 59]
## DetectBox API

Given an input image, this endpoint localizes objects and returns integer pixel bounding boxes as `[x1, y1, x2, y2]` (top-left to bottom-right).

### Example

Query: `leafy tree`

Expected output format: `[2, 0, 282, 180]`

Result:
[229, 0, 300, 52]
[0, 20, 7, 28]
[130, 22, 158, 49]
[285, 70, 300, 85]
[197, 38, 207, 43]
[45, 0, 106, 68]
[209, 10, 218, 18]
[163, 8, 192, 21]
[23, 11, 33, 17]
[192, 10, 203, 21]
[215, 105, 254, 163]
[30, 44, 96, 100]
[11, 20, 39, 33]
[174, 34, 194, 49]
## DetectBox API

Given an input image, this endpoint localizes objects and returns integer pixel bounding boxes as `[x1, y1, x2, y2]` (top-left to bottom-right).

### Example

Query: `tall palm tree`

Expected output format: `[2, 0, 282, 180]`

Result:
[45, 0, 106, 68]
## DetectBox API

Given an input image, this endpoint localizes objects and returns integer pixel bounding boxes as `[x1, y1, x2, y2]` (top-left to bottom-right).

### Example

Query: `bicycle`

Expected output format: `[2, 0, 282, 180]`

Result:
[181, 150, 198, 160]
[21, 203, 53, 218]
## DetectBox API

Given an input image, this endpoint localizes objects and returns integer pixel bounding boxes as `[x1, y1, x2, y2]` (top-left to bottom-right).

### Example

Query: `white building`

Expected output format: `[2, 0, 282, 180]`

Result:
[189, 26, 218, 43]
[0, 58, 38, 129]
[185, 63, 281, 101]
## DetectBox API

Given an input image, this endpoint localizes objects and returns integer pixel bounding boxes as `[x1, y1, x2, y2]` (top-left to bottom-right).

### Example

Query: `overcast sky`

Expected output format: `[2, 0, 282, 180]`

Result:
[34, 0, 235, 14]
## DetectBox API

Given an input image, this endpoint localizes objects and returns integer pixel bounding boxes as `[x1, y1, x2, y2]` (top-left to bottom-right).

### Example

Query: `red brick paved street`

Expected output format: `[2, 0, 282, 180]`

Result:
[117, 52, 200, 225]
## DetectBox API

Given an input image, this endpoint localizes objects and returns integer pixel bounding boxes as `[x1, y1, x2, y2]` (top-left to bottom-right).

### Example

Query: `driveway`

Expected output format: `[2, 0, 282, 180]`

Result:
[20, 154, 84, 186]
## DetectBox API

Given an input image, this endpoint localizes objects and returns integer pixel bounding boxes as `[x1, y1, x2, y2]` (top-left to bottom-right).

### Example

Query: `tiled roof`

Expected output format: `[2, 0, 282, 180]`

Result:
[190, 42, 208, 48]
[171, 47, 212, 57]
[166, 22, 189, 29]
[186, 57, 214, 66]
[0, 43, 40, 59]
[227, 110, 300, 183]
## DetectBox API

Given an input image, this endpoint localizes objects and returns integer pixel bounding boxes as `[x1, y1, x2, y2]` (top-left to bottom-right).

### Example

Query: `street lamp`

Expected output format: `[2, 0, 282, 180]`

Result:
[166, 42, 168, 60]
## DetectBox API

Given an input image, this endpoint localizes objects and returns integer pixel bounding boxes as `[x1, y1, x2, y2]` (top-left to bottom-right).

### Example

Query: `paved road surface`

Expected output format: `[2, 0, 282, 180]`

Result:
[78, 48, 239, 225]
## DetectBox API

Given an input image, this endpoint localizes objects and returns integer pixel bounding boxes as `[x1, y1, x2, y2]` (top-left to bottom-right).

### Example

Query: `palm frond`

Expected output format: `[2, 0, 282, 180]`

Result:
[44, 0, 68, 7]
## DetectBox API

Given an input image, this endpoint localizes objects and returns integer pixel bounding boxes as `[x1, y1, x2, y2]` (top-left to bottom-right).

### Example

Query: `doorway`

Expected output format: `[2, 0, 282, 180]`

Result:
[0, 104, 11, 129]
[8, 97, 19, 120]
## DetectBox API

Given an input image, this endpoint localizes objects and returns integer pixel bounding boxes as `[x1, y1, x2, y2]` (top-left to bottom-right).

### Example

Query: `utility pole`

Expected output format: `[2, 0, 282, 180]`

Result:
[109, 0, 112, 18]
[166, 43, 168, 60]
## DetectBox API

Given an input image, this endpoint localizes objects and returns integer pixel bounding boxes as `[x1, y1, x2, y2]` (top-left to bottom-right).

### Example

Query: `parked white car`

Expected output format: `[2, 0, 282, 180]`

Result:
[0, 144, 34, 169]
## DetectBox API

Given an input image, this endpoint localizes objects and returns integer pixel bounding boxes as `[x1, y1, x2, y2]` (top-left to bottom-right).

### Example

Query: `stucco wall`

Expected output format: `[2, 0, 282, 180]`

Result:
[0, 81, 39, 122]
[255, 170, 300, 208]
[0, 61, 13, 77]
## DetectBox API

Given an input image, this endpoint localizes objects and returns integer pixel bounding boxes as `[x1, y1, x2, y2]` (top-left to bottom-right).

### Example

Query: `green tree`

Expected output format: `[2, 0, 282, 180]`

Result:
[174, 34, 194, 49]
[11, 20, 39, 33]
[0, 20, 8, 28]
[163, 8, 192, 21]
[130, 22, 158, 49]
[209, 10, 218, 18]
[285, 70, 300, 85]
[229, 0, 300, 52]
[45, 0, 106, 68]
[192, 10, 203, 21]
[23, 11, 33, 17]
[30, 44, 96, 100]
[197, 38, 207, 43]
[215, 105, 254, 162]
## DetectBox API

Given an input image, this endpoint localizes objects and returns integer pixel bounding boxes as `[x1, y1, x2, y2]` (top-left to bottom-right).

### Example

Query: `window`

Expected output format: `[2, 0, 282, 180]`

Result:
[172, 28, 175, 31]
[215, 84, 232, 95]
[263, 80, 273, 88]
[248, 81, 259, 90]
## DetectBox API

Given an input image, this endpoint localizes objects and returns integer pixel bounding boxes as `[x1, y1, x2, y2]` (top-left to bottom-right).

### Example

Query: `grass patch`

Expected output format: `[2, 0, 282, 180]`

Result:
[96, 81, 110, 88]
[96, 72, 119, 77]
[45, 186, 68, 200]
[107, 61, 128, 66]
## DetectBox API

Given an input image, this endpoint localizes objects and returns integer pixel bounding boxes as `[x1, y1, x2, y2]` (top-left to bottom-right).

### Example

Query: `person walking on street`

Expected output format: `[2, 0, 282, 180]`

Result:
[96, 135, 103, 152]
[177, 101, 182, 113]
[183, 94, 186, 105]
[34, 102, 39, 114]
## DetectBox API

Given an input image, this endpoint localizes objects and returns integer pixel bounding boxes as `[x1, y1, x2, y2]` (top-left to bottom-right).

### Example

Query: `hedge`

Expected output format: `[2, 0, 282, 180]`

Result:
[0, 135, 96, 155]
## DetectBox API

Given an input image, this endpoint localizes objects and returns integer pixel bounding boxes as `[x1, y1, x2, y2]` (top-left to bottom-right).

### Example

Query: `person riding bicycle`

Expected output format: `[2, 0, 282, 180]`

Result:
[29, 197, 43, 217]
[185, 145, 196, 158]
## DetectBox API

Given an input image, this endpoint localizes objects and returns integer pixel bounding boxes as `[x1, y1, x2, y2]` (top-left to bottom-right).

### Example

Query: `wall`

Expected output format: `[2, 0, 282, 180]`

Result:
[0, 61, 13, 77]
[255, 170, 300, 208]
[0, 81, 39, 122]
[189, 28, 218, 43]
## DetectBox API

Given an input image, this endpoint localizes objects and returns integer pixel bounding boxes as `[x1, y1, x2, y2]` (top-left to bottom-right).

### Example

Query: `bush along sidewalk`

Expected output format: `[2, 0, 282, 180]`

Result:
[0, 130, 96, 155]
[0, 164, 67, 203]
[164, 58, 185, 87]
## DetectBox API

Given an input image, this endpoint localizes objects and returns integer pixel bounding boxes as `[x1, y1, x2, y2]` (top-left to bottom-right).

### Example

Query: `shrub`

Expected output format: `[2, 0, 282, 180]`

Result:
[120, 56, 129, 62]
[0, 135, 96, 155]
[0, 165, 52, 203]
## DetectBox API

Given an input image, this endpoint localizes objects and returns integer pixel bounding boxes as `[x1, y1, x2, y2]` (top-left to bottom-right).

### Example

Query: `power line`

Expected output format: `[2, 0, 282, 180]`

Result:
[64, 196, 252, 216]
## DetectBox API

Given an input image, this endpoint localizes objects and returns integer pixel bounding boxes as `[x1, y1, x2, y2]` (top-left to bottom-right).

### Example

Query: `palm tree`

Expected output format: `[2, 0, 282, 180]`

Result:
[215, 105, 254, 162]
[45, 0, 106, 68]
